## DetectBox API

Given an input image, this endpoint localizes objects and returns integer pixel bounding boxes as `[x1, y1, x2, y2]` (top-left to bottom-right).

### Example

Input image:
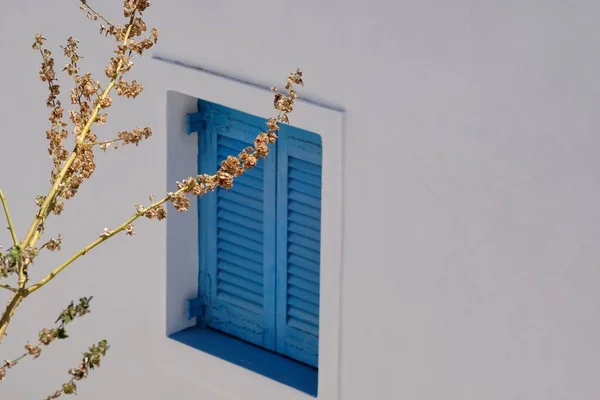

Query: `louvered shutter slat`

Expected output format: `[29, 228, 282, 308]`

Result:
[276, 126, 322, 368]
[197, 101, 276, 351]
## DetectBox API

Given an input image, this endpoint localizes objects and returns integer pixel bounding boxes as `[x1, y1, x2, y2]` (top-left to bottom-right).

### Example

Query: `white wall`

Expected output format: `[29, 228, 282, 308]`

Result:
[1, 1, 600, 399]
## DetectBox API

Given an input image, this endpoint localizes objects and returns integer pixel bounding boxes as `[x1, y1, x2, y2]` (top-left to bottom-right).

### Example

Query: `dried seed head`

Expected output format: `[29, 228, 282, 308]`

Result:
[46, 234, 63, 252]
[52, 201, 64, 215]
[115, 77, 143, 98]
[39, 328, 56, 346]
[168, 192, 190, 212]
[220, 156, 241, 176]
[215, 171, 234, 190]
[144, 205, 167, 220]
[32, 33, 47, 50]
[97, 96, 112, 109]
[125, 224, 136, 236]
[130, 17, 147, 37]
[124, 0, 151, 17]
[25, 343, 42, 359]
[116, 126, 152, 146]
[239, 149, 258, 170]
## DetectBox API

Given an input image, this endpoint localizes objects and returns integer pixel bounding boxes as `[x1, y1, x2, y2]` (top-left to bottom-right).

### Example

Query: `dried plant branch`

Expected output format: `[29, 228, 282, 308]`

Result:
[0, 284, 16, 294]
[0, 284, 16, 293]
[44, 339, 109, 398]
[91, 137, 123, 151]
[21, 17, 136, 253]
[0, 190, 19, 247]
[0, 297, 92, 382]
[0, 4, 306, 398]
[26, 71, 303, 295]
[79, 1, 114, 27]
[0, 1, 158, 345]
[27, 196, 167, 295]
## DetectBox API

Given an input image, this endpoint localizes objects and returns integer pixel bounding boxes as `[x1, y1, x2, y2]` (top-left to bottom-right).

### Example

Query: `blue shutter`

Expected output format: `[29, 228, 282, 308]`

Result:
[195, 100, 277, 350]
[276, 125, 322, 367]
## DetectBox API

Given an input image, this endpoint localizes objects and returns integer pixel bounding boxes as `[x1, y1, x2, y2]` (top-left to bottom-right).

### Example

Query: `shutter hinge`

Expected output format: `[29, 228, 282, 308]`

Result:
[185, 297, 205, 320]
[185, 112, 206, 135]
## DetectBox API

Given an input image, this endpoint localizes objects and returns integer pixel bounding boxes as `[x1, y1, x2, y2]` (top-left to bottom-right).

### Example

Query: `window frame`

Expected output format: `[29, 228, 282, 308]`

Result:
[154, 55, 343, 400]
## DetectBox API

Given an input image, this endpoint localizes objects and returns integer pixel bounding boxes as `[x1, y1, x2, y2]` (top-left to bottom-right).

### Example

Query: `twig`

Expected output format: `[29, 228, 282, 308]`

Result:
[0, 284, 16, 293]
[80, 2, 114, 27]
[0, 190, 19, 246]
[0, 297, 93, 380]
[43, 339, 109, 398]
[27, 195, 171, 295]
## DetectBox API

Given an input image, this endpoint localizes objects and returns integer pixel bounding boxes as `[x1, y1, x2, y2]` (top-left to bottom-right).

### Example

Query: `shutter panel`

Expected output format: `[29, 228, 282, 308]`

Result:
[197, 100, 277, 350]
[276, 125, 322, 367]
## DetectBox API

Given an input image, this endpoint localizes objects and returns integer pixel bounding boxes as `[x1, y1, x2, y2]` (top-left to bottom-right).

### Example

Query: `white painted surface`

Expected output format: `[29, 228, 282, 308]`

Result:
[1, 1, 600, 399]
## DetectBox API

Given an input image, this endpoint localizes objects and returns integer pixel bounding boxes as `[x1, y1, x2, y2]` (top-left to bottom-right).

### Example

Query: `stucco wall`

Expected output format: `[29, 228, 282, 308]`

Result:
[1, 1, 600, 399]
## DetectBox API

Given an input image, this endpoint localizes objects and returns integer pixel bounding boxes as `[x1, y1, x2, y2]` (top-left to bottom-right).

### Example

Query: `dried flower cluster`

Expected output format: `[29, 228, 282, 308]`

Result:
[115, 76, 143, 98]
[44, 234, 63, 252]
[33, 34, 69, 182]
[34, 0, 159, 221]
[116, 126, 152, 146]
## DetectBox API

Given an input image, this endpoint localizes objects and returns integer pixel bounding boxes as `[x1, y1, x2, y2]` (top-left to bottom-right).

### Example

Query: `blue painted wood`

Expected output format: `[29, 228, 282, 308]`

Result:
[186, 111, 205, 135]
[170, 327, 318, 397]
[276, 124, 322, 368]
[188, 99, 322, 373]
[196, 99, 277, 350]
[186, 297, 204, 320]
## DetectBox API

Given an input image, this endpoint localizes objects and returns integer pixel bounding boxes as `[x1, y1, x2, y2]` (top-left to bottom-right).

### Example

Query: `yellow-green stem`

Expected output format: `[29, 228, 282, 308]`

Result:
[0, 291, 25, 344]
[0, 283, 16, 293]
[27, 195, 174, 295]
[0, 189, 19, 246]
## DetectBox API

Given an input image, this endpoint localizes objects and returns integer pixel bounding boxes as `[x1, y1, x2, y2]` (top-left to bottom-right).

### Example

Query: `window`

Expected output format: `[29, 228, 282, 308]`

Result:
[158, 59, 341, 400]
[183, 99, 321, 393]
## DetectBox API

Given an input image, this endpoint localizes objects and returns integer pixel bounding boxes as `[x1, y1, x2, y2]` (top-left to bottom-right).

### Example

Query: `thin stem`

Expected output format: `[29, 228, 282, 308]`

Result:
[0, 190, 19, 246]
[27, 195, 173, 295]
[81, 2, 114, 27]
[5, 352, 29, 366]
[2, 346, 34, 373]
[0, 283, 16, 293]
[90, 137, 124, 148]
